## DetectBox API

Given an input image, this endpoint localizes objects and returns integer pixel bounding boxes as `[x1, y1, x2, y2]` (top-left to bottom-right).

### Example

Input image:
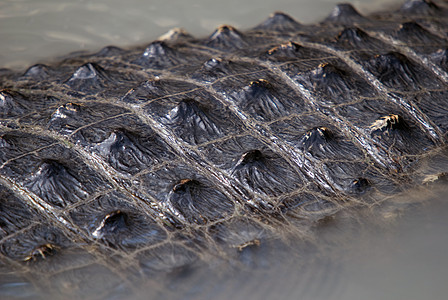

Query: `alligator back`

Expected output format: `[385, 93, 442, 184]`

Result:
[1, 0, 448, 298]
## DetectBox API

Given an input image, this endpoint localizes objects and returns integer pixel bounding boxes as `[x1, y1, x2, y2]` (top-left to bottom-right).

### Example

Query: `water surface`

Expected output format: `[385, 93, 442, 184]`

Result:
[0, 0, 395, 69]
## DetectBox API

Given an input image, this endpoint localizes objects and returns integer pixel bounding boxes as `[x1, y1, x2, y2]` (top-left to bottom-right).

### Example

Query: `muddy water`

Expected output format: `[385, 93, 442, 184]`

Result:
[0, 0, 394, 69]
[1, 0, 448, 299]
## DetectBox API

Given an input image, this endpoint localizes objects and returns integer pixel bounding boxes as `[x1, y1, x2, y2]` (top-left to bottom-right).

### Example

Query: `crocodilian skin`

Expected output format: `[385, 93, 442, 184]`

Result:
[0, 0, 448, 299]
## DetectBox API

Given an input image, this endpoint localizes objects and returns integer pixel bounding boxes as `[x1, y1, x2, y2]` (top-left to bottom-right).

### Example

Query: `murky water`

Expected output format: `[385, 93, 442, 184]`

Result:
[0, 0, 395, 69]
[1, 0, 448, 299]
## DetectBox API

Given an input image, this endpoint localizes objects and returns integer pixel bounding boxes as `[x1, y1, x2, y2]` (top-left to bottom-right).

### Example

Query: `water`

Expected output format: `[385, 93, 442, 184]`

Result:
[339, 188, 448, 300]
[1, 0, 448, 299]
[0, 0, 394, 69]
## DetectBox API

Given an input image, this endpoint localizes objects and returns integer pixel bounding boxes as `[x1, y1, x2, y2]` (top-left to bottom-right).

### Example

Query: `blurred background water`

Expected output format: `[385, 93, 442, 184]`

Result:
[0, 0, 393, 69]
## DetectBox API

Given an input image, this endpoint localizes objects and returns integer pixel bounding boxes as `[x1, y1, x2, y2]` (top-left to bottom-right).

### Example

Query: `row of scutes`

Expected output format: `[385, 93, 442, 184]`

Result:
[0, 1, 447, 292]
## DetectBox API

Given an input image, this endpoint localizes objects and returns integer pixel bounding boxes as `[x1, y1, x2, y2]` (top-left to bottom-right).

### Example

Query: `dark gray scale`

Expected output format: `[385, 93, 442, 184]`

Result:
[64, 46, 135, 76]
[399, 0, 442, 16]
[167, 178, 233, 224]
[90, 128, 175, 176]
[366, 113, 434, 170]
[334, 98, 436, 164]
[47, 102, 82, 135]
[272, 48, 341, 79]
[229, 79, 295, 122]
[269, 116, 377, 192]
[0, 91, 61, 128]
[322, 3, 368, 25]
[231, 149, 301, 198]
[399, 91, 448, 133]
[0, 185, 40, 239]
[91, 45, 124, 57]
[0, 224, 71, 263]
[280, 189, 335, 215]
[362, 52, 444, 90]
[16, 64, 79, 89]
[254, 12, 302, 32]
[209, 217, 266, 250]
[347, 178, 371, 195]
[68, 192, 166, 250]
[263, 42, 338, 71]
[263, 41, 304, 60]
[232, 149, 264, 170]
[25, 160, 89, 208]
[133, 41, 180, 68]
[47, 102, 127, 139]
[62, 109, 175, 152]
[204, 25, 246, 50]
[430, 48, 448, 72]
[93, 210, 128, 240]
[333, 27, 386, 51]
[64, 62, 111, 92]
[0, 133, 55, 164]
[391, 22, 448, 55]
[138, 164, 235, 225]
[297, 63, 350, 97]
[333, 98, 416, 138]
[190, 58, 265, 84]
[293, 63, 377, 105]
[63, 62, 140, 97]
[364, 52, 418, 90]
[129, 39, 213, 77]
[230, 149, 295, 199]
[394, 22, 446, 45]
[298, 127, 334, 153]
[22, 64, 50, 79]
[324, 159, 405, 196]
[0, 135, 111, 207]
[191, 58, 227, 83]
[213, 69, 308, 122]
[143, 86, 244, 145]
[0, 90, 27, 119]
[269, 115, 364, 160]
[163, 99, 223, 145]
[198, 135, 304, 198]
[120, 78, 199, 105]
[324, 160, 389, 194]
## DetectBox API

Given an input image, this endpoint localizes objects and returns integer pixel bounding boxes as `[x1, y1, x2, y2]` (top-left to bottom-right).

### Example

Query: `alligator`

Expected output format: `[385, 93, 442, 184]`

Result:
[1, 0, 448, 298]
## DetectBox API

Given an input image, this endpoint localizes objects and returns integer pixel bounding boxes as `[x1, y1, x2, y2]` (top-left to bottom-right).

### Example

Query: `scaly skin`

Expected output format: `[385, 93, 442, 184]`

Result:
[0, 0, 447, 298]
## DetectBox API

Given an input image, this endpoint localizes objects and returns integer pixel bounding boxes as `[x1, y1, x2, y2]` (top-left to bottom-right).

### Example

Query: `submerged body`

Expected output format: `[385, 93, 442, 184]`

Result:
[0, 0, 448, 298]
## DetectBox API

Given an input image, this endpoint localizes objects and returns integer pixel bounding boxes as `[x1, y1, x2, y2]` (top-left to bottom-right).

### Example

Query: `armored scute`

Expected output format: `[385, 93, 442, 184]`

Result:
[0, 0, 448, 298]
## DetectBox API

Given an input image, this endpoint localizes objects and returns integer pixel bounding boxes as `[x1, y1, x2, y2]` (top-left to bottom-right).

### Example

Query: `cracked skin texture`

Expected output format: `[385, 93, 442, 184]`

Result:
[0, 0, 448, 298]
